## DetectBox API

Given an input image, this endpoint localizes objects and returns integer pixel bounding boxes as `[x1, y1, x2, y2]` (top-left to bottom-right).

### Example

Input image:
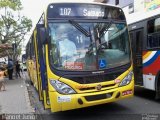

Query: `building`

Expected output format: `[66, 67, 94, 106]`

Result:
[94, 0, 104, 3]
[93, 0, 134, 14]
[94, 0, 133, 8]
[104, 0, 133, 8]
[93, 0, 160, 24]
[126, 0, 160, 24]
[93, 0, 160, 13]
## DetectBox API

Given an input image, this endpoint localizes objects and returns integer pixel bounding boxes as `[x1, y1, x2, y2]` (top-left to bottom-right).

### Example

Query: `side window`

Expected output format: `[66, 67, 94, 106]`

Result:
[29, 40, 32, 59]
[155, 18, 160, 32]
[148, 17, 160, 33]
[115, 0, 119, 5]
[31, 35, 35, 59]
[147, 17, 160, 48]
[148, 19, 154, 34]
[26, 42, 30, 59]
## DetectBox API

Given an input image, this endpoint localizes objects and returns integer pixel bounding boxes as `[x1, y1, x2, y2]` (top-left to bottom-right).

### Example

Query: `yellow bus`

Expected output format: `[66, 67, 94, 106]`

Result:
[26, 2, 134, 112]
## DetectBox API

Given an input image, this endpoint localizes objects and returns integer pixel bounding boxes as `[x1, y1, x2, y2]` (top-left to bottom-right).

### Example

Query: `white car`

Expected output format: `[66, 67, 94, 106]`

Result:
[20, 62, 27, 71]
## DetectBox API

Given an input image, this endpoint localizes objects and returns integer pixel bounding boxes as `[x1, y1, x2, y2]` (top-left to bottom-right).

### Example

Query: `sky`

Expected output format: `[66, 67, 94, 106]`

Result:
[20, 0, 94, 47]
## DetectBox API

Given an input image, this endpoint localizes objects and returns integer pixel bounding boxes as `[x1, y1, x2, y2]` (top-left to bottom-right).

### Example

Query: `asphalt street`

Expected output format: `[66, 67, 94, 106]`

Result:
[27, 82, 160, 120]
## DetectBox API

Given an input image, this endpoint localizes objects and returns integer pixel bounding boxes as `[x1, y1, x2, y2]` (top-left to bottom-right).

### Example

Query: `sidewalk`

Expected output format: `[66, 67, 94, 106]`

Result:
[0, 72, 34, 114]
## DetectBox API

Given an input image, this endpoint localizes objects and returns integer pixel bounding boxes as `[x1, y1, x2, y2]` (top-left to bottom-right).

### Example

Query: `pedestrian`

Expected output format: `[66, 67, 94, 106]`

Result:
[15, 61, 21, 78]
[53, 25, 77, 66]
[20, 63, 23, 74]
[7, 58, 14, 80]
[0, 68, 6, 91]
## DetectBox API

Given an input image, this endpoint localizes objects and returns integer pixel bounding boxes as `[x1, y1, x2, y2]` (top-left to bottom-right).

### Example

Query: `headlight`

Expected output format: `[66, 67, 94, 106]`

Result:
[119, 71, 133, 87]
[50, 80, 76, 94]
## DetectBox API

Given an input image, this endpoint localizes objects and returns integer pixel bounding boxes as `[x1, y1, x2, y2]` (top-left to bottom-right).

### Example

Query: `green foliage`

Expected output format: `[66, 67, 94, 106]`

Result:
[0, 0, 22, 10]
[0, 0, 32, 58]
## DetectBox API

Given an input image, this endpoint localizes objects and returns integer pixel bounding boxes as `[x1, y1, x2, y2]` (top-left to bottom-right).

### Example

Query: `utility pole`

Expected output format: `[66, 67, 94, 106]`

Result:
[12, 39, 17, 63]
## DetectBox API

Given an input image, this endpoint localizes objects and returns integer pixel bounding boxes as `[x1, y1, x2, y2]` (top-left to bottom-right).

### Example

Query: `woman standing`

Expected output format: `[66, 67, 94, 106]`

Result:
[15, 61, 21, 78]
[7, 59, 14, 80]
[0, 68, 6, 91]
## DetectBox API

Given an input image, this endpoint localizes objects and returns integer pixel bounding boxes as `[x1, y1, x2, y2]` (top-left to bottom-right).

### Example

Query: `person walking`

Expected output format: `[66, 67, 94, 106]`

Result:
[15, 61, 21, 78]
[7, 59, 14, 80]
[0, 68, 6, 91]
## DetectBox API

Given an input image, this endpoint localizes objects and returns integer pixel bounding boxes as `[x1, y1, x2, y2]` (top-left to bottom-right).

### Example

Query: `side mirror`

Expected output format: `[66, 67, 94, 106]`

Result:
[39, 27, 47, 44]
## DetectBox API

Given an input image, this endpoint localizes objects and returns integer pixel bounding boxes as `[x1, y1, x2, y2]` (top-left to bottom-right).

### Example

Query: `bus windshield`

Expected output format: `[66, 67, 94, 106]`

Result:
[49, 21, 130, 71]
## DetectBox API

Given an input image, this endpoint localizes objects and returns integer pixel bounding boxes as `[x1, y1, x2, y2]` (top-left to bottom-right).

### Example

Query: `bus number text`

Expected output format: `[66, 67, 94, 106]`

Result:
[60, 8, 71, 16]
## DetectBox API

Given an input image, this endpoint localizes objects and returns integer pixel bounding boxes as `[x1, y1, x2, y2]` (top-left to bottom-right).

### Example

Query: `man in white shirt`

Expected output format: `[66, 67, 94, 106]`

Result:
[56, 25, 77, 64]
[58, 34, 77, 57]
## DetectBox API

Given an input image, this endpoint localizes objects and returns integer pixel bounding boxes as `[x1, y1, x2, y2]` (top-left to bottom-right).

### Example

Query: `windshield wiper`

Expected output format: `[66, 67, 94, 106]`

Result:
[99, 20, 113, 38]
[69, 20, 90, 37]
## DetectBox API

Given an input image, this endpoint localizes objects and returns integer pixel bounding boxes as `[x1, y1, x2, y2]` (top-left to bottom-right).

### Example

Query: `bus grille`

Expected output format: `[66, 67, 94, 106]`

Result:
[67, 72, 122, 84]
[79, 83, 116, 91]
[84, 92, 113, 101]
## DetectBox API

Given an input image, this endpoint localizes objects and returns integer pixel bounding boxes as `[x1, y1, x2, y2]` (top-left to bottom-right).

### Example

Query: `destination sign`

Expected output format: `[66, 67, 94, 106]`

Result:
[59, 7, 104, 17]
[47, 3, 125, 20]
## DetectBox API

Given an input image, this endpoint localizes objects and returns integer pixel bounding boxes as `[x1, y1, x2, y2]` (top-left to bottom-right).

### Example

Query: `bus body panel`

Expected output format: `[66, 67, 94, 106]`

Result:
[34, 29, 44, 100]
[128, 12, 160, 95]
[49, 80, 134, 112]
[47, 63, 134, 112]
[143, 50, 160, 90]
[28, 60, 38, 90]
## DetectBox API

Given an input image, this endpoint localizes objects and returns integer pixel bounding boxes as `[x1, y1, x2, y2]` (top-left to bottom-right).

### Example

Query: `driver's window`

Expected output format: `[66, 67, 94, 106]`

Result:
[155, 17, 160, 32]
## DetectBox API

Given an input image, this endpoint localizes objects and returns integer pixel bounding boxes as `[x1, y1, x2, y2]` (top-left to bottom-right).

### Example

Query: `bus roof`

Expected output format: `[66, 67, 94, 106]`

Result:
[44, 1, 121, 10]
[126, 8, 160, 25]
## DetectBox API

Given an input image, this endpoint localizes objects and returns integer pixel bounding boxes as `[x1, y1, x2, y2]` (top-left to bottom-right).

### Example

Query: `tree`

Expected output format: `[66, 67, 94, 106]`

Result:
[0, 0, 32, 58]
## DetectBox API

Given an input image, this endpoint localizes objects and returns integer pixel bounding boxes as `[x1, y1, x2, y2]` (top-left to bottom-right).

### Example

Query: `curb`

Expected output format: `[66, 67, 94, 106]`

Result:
[24, 85, 35, 113]
[23, 72, 35, 114]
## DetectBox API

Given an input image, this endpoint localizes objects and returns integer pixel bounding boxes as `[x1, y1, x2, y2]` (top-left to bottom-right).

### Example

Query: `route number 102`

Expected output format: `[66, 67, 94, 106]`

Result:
[60, 8, 71, 16]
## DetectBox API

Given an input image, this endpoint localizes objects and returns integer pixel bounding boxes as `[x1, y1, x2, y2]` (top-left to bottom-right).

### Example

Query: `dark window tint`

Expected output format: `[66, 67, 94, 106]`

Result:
[147, 17, 160, 48]
[136, 31, 142, 53]
[116, 0, 119, 5]
[155, 18, 160, 32]
[147, 33, 160, 48]
[129, 3, 134, 14]
[148, 17, 160, 33]
[148, 19, 154, 34]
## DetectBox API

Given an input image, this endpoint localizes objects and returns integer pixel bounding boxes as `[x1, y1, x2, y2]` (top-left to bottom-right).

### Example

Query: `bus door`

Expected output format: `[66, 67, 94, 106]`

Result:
[37, 24, 50, 109]
[130, 29, 143, 85]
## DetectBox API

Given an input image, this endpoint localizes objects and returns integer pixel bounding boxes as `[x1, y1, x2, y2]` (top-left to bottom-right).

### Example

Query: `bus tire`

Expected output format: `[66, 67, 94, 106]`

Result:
[30, 80, 33, 86]
[27, 72, 33, 86]
[155, 71, 160, 100]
